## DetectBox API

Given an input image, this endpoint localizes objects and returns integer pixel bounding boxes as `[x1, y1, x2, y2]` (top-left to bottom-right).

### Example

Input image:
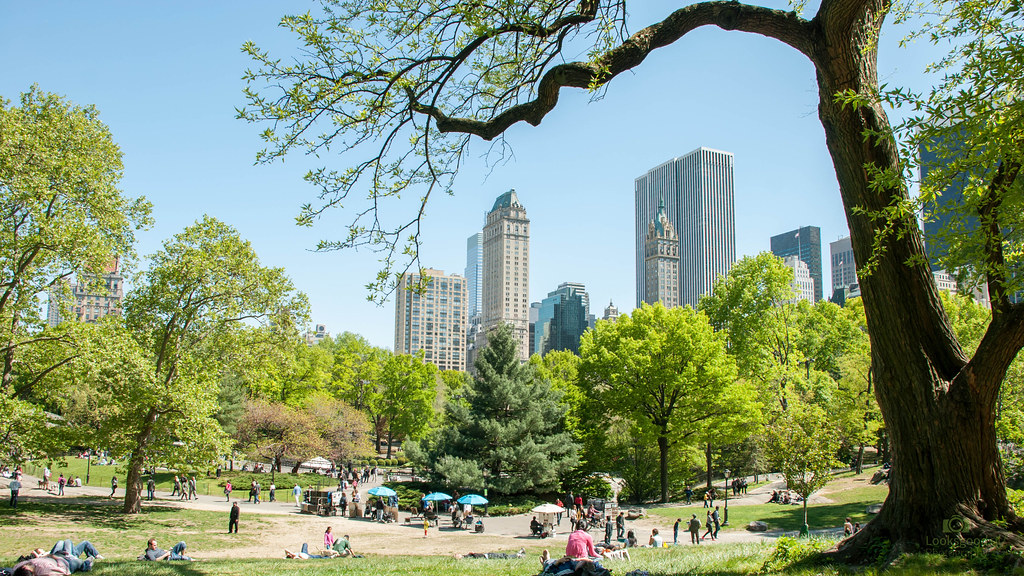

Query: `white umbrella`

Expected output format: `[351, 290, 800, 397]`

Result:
[532, 503, 565, 514]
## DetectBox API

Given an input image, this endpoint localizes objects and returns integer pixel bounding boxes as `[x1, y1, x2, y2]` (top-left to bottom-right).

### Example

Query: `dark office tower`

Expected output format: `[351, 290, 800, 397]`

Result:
[919, 138, 973, 271]
[770, 226, 822, 302]
[534, 282, 590, 356]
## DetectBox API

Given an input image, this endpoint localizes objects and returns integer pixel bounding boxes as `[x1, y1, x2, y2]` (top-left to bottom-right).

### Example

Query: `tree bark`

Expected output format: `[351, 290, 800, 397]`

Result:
[657, 434, 669, 503]
[123, 407, 157, 514]
[808, 0, 1024, 558]
[705, 443, 713, 490]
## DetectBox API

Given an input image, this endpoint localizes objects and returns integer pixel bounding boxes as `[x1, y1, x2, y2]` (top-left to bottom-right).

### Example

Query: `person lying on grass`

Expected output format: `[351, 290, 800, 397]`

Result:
[453, 548, 525, 559]
[141, 539, 192, 561]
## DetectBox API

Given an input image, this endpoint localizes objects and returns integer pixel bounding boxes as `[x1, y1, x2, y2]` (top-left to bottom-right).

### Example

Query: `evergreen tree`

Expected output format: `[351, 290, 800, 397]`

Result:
[423, 324, 578, 494]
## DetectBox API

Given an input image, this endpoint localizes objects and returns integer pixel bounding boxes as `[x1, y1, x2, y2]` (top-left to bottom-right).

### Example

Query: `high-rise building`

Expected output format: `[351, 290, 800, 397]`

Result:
[602, 301, 620, 323]
[635, 148, 736, 309]
[482, 189, 531, 360]
[830, 235, 858, 299]
[783, 256, 816, 304]
[394, 268, 468, 372]
[47, 258, 124, 326]
[643, 196, 680, 308]
[920, 138, 972, 271]
[534, 282, 590, 356]
[771, 226, 822, 302]
[304, 324, 329, 346]
[465, 233, 483, 319]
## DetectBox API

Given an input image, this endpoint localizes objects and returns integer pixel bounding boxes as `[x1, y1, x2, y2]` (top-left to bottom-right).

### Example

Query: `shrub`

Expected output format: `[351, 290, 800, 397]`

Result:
[758, 536, 832, 573]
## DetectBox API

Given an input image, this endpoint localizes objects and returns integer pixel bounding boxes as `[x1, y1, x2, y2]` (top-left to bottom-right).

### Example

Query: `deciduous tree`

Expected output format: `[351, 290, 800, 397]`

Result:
[243, 0, 1024, 555]
[579, 303, 758, 502]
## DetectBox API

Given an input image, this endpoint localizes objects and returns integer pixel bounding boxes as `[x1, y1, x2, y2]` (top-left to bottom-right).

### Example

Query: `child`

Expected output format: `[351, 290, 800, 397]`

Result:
[423, 517, 430, 538]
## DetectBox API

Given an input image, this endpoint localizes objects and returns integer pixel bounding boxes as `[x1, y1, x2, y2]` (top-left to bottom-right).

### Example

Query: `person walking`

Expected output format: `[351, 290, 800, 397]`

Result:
[616, 512, 625, 539]
[684, 485, 693, 505]
[269, 482, 276, 502]
[229, 502, 240, 533]
[224, 481, 233, 502]
[688, 514, 701, 544]
[703, 490, 710, 508]
[57, 474, 66, 496]
[702, 510, 715, 541]
[293, 484, 302, 507]
[9, 475, 22, 507]
[172, 476, 181, 497]
[109, 476, 118, 498]
[147, 477, 156, 501]
[604, 516, 614, 544]
[188, 476, 197, 500]
[254, 481, 261, 504]
[673, 518, 681, 545]
[423, 517, 430, 538]
[712, 506, 721, 539]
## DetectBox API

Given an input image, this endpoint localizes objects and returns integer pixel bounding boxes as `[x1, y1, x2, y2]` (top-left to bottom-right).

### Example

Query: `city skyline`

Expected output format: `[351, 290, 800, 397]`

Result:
[0, 1, 940, 349]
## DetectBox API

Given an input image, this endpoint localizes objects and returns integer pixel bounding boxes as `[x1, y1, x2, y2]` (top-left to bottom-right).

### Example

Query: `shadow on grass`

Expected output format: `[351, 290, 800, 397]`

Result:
[0, 500, 223, 531]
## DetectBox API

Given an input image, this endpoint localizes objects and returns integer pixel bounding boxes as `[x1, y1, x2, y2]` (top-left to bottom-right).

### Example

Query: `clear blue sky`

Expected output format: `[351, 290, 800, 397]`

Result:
[1, 1, 940, 349]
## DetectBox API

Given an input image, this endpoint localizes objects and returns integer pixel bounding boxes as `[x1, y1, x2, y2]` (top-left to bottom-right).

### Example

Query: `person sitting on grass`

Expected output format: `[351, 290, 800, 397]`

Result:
[648, 528, 664, 548]
[331, 535, 354, 557]
[565, 522, 597, 560]
[141, 539, 193, 561]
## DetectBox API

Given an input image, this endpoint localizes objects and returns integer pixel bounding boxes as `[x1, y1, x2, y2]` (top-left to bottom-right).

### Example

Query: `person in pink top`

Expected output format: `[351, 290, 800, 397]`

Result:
[324, 526, 335, 549]
[564, 523, 597, 559]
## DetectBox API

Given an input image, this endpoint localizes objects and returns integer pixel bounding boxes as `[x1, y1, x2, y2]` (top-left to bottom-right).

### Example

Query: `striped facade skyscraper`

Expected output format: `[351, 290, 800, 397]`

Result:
[635, 148, 736, 309]
[394, 268, 468, 371]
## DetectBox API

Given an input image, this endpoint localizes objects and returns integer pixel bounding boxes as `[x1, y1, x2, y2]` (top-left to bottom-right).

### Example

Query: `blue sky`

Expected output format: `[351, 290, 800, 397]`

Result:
[1, 1, 940, 348]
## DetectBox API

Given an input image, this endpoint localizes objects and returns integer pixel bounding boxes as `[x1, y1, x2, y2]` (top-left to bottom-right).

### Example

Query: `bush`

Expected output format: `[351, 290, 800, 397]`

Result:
[758, 536, 832, 573]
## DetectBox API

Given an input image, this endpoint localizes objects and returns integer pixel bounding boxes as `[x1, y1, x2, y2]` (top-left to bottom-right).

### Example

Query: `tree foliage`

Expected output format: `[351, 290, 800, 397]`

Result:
[413, 323, 578, 494]
[119, 216, 306, 513]
[0, 86, 151, 458]
[579, 303, 758, 503]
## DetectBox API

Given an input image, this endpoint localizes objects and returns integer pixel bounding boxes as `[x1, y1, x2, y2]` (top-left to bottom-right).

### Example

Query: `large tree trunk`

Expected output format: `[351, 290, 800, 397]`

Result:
[657, 434, 669, 503]
[811, 0, 1024, 558]
[705, 443, 713, 490]
[123, 408, 157, 514]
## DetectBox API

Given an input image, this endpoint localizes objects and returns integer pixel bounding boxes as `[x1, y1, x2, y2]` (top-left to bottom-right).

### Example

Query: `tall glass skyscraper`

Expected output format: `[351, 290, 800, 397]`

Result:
[635, 148, 736, 309]
[465, 233, 483, 319]
[533, 282, 590, 356]
[770, 226, 822, 301]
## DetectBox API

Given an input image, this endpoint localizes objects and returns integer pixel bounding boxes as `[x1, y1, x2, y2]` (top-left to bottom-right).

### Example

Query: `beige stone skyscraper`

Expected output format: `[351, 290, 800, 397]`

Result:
[644, 196, 680, 308]
[394, 268, 468, 371]
[482, 189, 530, 360]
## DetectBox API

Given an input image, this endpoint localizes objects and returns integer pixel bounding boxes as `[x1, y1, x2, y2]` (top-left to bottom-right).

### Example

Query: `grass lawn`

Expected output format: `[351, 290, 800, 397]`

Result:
[650, 485, 889, 533]
[23, 458, 342, 498]
[0, 500, 276, 563]
[8, 543, 993, 576]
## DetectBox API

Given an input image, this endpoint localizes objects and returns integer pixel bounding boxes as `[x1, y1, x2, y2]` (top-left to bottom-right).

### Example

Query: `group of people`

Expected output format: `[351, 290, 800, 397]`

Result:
[6, 537, 195, 576]
[673, 507, 722, 544]
[766, 490, 803, 505]
[170, 475, 198, 501]
[283, 527, 356, 559]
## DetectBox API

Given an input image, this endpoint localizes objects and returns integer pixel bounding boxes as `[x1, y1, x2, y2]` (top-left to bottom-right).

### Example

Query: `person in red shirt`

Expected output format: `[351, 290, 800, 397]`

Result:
[564, 523, 597, 559]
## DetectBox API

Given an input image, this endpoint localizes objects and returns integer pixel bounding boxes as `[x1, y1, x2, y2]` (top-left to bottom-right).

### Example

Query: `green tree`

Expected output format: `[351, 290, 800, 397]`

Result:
[579, 303, 759, 503]
[235, 399, 324, 473]
[0, 87, 151, 458]
[530, 350, 584, 435]
[244, 0, 1024, 553]
[418, 324, 578, 494]
[764, 398, 842, 535]
[121, 216, 305, 513]
[377, 352, 437, 458]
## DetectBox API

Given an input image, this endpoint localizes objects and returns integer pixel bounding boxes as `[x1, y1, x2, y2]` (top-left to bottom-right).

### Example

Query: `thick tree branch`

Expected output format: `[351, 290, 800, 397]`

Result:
[411, 1, 815, 140]
[978, 159, 1021, 313]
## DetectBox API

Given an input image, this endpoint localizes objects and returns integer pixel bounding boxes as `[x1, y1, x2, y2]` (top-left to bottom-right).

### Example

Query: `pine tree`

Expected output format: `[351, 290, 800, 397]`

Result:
[433, 324, 579, 494]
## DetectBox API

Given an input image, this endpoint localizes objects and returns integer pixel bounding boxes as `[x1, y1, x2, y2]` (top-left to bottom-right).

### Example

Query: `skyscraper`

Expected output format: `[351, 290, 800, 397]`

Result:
[602, 301, 620, 323]
[394, 268, 468, 371]
[643, 196, 680, 308]
[635, 148, 736, 309]
[782, 255, 816, 304]
[465, 233, 483, 319]
[47, 258, 124, 326]
[482, 189, 531, 360]
[830, 235, 858, 298]
[534, 282, 590, 356]
[770, 226, 822, 302]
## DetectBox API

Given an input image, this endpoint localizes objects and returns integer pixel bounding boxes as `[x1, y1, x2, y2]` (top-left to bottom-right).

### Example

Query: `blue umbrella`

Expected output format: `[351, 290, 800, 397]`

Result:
[457, 493, 488, 505]
[422, 492, 452, 501]
[368, 486, 397, 497]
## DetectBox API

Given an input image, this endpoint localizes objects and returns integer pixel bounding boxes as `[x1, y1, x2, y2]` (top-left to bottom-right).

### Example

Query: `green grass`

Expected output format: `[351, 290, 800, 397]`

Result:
[0, 500, 276, 564]
[24, 458, 342, 498]
[11, 543, 999, 576]
[650, 485, 888, 533]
